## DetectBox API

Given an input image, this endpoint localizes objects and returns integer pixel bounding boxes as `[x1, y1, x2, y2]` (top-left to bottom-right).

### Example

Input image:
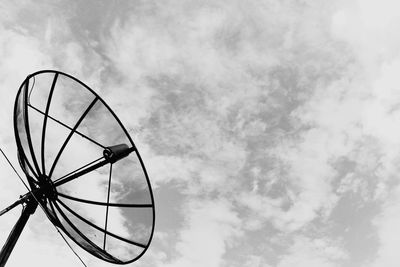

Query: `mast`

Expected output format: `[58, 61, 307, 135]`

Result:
[0, 195, 37, 266]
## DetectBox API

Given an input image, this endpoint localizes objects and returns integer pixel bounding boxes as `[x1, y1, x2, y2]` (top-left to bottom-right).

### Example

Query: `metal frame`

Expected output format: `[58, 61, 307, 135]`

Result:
[0, 70, 155, 265]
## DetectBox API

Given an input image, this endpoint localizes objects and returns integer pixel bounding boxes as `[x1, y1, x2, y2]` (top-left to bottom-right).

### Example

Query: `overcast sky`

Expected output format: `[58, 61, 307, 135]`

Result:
[1, 0, 400, 266]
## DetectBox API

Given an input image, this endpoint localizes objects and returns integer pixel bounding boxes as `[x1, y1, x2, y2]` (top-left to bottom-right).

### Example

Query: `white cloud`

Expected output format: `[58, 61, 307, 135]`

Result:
[370, 186, 400, 267]
[331, 0, 400, 73]
[277, 235, 347, 267]
[329, 2, 400, 265]
[162, 198, 242, 267]
[4, 0, 400, 266]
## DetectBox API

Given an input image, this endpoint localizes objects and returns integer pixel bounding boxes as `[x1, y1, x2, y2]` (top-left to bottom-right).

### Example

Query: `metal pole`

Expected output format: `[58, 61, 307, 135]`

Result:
[0, 197, 37, 267]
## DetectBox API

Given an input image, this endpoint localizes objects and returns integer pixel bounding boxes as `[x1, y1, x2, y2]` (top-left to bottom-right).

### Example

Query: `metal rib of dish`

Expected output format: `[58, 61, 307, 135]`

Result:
[14, 70, 155, 264]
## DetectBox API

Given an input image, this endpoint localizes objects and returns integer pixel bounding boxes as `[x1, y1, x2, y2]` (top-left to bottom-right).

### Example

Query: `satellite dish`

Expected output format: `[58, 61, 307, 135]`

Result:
[0, 70, 155, 265]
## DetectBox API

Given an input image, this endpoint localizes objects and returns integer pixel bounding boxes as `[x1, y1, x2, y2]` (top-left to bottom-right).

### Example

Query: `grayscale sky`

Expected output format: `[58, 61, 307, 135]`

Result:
[1, 0, 400, 266]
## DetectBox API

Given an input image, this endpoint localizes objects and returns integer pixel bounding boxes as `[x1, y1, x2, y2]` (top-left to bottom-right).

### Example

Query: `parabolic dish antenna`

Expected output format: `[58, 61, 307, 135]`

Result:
[0, 70, 155, 265]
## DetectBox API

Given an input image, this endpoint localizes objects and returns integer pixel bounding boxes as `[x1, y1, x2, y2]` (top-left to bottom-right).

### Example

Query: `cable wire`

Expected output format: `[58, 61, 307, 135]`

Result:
[55, 226, 88, 267]
[0, 148, 29, 192]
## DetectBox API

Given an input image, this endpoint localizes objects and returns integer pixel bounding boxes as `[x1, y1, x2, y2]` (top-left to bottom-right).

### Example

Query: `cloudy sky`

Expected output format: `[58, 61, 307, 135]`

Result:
[1, 0, 400, 266]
